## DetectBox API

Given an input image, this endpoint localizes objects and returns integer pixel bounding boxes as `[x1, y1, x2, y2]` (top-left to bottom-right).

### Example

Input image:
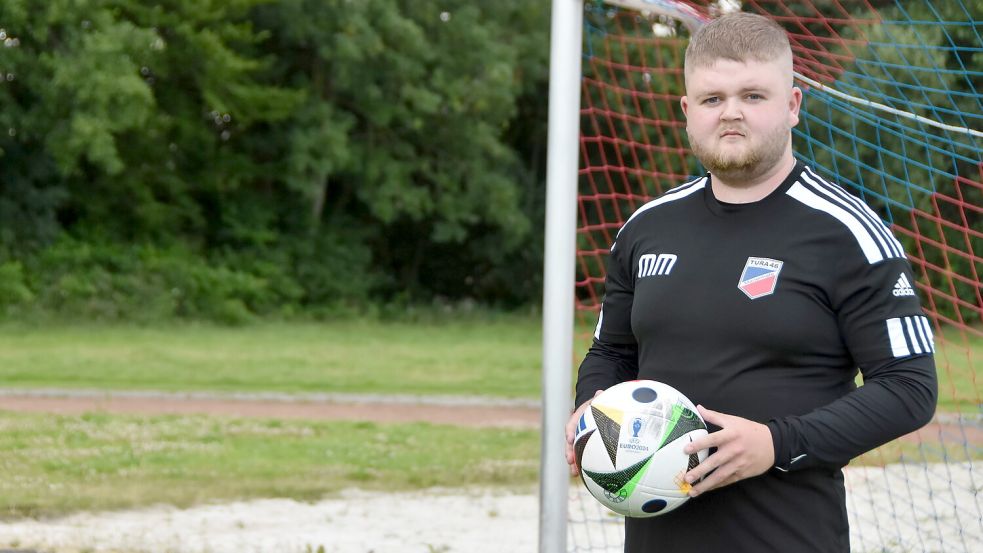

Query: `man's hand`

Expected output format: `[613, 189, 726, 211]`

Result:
[565, 389, 603, 476]
[682, 405, 775, 497]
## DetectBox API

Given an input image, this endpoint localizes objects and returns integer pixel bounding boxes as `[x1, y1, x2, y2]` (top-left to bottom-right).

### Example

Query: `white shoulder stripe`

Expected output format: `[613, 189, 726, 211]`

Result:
[799, 171, 896, 259]
[886, 318, 910, 357]
[915, 316, 935, 352]
[787, 182, 886, 264]
[887, 316, 936, 358]
[615, 177, 707, 239]
[802, 167, 905, 258]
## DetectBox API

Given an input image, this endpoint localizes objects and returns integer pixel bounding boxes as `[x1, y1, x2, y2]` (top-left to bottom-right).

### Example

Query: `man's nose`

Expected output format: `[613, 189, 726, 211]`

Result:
[720, 98, 743, 121]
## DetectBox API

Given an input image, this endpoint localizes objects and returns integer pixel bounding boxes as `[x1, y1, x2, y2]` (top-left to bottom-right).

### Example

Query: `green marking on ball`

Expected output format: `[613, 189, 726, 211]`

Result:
[658, 403, 707, 450]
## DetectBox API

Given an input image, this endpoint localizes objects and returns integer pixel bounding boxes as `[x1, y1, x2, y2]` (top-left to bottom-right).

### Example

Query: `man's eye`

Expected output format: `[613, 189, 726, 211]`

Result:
[747, 94, 764, 100]
[703, 97, 720, 104]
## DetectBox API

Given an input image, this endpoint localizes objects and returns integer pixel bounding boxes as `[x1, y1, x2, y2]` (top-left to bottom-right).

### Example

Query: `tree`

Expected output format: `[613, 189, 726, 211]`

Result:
[253, 0, 550, 302]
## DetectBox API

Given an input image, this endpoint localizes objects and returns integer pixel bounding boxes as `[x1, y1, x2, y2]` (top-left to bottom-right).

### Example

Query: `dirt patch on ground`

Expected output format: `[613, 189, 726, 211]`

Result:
[0, 390, 542, 429]
[901, 418, 983, 446]
[1, 389, 977, 444]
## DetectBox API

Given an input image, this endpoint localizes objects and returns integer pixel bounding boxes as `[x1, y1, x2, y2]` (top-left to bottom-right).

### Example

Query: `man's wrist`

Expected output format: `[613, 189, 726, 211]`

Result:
[766, 419, 786, 470]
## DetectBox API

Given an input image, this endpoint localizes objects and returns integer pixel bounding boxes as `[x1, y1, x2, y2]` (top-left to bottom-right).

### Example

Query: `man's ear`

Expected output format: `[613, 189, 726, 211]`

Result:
[680, 95, 689, 117]
[788, 86, 802, 127]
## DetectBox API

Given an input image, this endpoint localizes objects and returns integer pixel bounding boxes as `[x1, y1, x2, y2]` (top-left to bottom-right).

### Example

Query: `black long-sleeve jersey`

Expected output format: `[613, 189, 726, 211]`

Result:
[575, 160, 938, 553]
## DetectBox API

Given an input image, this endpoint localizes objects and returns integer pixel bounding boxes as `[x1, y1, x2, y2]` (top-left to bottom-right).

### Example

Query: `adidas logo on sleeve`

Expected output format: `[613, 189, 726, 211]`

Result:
[892, 273, 916, 297]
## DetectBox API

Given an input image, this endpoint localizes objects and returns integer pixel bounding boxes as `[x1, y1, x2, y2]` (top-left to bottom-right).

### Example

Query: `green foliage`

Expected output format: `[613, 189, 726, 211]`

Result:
[20, 239, 268, 323]
[285, 226, 378, 311]
[0, 0, 551, 320]
[0, 261, 33, 314]
[255, 0, 548, 299]
[6, 233, 380, 324]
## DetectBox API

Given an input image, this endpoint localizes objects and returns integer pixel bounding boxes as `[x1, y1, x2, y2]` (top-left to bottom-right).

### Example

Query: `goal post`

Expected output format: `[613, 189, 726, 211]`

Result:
[540, 1, 584, 553]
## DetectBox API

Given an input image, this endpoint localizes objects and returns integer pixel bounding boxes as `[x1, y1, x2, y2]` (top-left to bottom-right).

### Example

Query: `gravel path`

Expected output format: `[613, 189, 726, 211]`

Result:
[0, 488, 543, 553]
[3, 464, 980, 553]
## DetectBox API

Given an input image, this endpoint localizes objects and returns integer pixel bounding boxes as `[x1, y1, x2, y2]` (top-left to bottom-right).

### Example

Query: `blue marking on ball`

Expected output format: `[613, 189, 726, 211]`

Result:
[632, 387, 658, 403]
[641, 499, 668, 514]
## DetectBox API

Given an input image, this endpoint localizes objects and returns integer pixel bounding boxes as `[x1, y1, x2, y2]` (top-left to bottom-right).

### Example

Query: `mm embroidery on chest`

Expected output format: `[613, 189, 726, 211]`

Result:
[637, 253, 677, 278]
[738, 257, 784, 299]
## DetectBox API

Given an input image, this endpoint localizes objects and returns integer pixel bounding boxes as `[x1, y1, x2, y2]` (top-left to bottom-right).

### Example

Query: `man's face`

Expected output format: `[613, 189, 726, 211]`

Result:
[680, 57, 801, 184]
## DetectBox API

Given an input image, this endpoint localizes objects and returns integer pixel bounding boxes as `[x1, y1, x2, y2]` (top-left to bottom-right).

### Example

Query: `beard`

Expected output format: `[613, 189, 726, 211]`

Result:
[688, 124, 790, 186]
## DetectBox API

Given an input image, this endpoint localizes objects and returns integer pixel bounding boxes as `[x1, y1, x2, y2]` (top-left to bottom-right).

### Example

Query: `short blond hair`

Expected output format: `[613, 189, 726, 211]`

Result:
[684, 12, 791, 70]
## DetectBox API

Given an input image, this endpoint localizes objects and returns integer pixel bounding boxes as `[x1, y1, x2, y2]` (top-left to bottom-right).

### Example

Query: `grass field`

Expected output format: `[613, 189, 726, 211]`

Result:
[0, 411, 539, 518]
[0, 318, 976, 409]
[0, 317, 548, 398]
[0, 317, 978, 517]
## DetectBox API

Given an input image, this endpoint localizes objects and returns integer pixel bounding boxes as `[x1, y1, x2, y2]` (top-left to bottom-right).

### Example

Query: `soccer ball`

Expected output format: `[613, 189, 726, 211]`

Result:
[573, 379, 709, 517]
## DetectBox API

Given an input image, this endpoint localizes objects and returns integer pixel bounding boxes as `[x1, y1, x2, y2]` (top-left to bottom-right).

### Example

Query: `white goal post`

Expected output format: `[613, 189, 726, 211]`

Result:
[539, 1, 584, 552]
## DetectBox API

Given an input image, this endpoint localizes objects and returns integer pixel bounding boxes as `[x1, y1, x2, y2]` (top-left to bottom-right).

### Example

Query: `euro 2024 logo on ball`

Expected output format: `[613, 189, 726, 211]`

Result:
[621, 417, 651, 452]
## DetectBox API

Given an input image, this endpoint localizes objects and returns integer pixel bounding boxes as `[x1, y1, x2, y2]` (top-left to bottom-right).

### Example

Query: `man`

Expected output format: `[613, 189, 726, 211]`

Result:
[565, 12, 937, 553]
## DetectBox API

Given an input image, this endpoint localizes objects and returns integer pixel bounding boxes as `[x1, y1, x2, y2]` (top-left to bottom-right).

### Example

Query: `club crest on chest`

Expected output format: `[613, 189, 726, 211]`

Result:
[738, 257, 784, 300]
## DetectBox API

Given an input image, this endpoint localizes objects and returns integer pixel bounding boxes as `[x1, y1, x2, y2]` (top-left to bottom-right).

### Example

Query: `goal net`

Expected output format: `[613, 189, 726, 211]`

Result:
[571, 1, 981, 551]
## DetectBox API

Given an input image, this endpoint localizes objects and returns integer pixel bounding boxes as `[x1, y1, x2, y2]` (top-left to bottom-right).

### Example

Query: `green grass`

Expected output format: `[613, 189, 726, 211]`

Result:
[0, 411, 539, 518]
[0, 408, 972, 518]
[0, 317, 544, 398]
[855, 437, 979, 467]
[932, 327, 983, 412]
[0, 318, 976, 411]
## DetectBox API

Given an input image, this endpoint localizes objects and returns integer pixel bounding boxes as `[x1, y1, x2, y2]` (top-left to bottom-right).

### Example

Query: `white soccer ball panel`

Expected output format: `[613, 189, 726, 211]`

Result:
[637, 428, 709, 492]
[579, 425, 616, 471]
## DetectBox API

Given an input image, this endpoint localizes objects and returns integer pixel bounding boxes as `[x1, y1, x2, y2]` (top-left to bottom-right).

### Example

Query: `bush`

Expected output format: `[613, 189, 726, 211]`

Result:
[13, 239, 289, 323]
[4, 230, 382, 324]
[288, 229, 378, 314]
[0, 261, 35, 315]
